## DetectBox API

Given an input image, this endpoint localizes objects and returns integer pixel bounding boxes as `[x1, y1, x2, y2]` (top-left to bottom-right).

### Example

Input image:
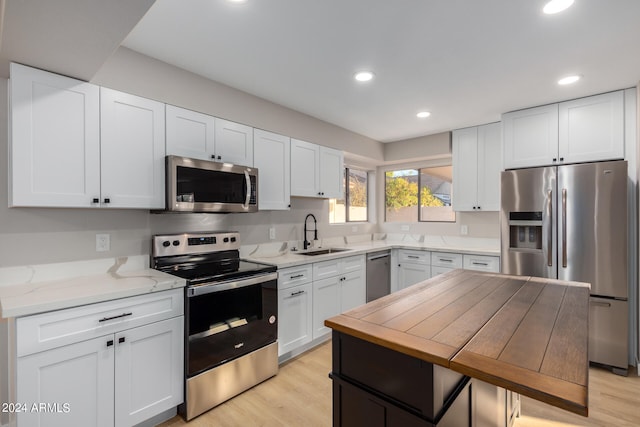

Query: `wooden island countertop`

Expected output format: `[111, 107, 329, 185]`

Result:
[325, 269, 590, 417]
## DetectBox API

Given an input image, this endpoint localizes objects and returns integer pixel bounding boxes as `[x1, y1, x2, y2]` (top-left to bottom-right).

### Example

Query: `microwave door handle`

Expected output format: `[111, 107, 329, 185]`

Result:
[244, 170, 251, 209]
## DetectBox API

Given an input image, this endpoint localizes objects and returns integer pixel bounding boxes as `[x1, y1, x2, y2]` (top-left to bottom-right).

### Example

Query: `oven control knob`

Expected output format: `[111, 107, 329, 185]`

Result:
[162, 241, 170, 248]
[172, 240, 180, 246]
[223, 237, 229, 243]
[269, 315, 276, 324]
[231, 237, 236, 242]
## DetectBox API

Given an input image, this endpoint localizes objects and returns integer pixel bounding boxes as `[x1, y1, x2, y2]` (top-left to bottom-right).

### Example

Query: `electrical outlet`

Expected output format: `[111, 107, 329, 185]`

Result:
[460, 225, 469, 235]
[96, 234, 110, 252]
[269, 227, 276, 240]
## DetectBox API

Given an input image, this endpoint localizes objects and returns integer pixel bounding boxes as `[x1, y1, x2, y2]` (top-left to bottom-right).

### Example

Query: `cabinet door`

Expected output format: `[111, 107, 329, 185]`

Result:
[313, 277, 341, 339]
[477, 122, 502, 211]
[503, 104, 559, 169]
[17, 336, 114, 427]
[398, 263, 431, 290]
[291, 138, 320, 197]
[319, 146, 344, 199]
[9, 63, 101, 207]
[215, 118, 254, 166]
[452, 126, 479, 211]
[340, 270, 366, 312]
[254, 129, 291, 210]
[166, 105, 215, 161]
[278, 283, 313, 355]
[100, 88, 166, 209]
[114, 316, 184, 427]
[558, 91, 624, 164]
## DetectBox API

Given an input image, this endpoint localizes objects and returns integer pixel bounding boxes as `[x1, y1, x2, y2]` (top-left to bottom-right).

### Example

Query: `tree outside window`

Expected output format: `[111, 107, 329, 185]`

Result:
[330, 168, 368, 223]
[385, 166, 455, 222]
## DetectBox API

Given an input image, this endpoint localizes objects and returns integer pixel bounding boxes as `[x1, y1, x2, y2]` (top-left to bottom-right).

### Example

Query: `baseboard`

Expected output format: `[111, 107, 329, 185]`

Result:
[133, 407, 177, 427]
[278, 334, 331, 364]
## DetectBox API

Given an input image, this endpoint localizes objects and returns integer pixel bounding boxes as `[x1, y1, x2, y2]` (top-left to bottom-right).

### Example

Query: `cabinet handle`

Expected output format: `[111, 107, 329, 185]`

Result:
[99, 312, 133, 322]
[439, 258, 454, 263]
[477, 206, 481, 210]
[590, 301, 611, 308]
[211, 154, 216, 159]
[118, 337, 126, 344]
[472, 262, 489, 266]
[290, 290, 305, 297]
[92, 198, 99, 204]
[217, 155, 222, 160]
[290, 274, 304, 279]
[560, 157, 564, 162]
[106, 340, 114, 347]
[472, 206, 477, 210]
[552, 158, 557, 162]
[103, 198, 110, 204]
[407, 255, 420, 259]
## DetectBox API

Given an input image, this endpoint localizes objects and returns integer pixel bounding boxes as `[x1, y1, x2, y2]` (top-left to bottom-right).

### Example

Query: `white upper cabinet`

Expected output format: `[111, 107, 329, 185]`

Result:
[290, 139, 343, 198]
[319, 146, 344, 199]
[502, 104, 559, 169]
[452, 122, 501, 211]
[9, 64, 165, 209]
[253, 129, 291, 210]
[9, 63, 101, 207]
[214, 118, 254, 166]
[100, 88, 166, 209]
[165, 105, 215, 161]
[166, 106, 253, 166]
[558, 91, 624, 164]
[503, 90, 625, 169]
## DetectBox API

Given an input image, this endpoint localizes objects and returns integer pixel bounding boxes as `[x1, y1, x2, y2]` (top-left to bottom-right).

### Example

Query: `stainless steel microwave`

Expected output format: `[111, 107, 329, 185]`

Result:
[165, 155, 258, 213]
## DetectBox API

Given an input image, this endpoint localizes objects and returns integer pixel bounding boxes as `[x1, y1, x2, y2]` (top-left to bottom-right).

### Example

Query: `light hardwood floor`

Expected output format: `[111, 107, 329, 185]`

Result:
[160, 342, 640, 427]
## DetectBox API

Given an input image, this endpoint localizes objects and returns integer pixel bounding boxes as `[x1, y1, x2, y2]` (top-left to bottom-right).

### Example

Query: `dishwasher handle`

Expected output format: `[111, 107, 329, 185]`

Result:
[367, 253, 390, 261]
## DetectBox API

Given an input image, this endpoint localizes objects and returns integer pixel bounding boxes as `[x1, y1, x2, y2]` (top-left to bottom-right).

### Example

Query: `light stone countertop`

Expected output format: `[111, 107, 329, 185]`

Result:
[0, 255, 186, 319]
[244, 235, 500, 269]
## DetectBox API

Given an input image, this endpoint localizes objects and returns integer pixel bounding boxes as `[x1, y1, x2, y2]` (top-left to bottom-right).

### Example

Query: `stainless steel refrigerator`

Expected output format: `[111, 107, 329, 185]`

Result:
[501, 160, 628, 375]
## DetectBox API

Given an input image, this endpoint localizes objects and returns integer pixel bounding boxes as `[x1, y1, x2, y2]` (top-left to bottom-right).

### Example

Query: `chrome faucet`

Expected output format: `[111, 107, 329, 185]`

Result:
[303, 214, 318, 250]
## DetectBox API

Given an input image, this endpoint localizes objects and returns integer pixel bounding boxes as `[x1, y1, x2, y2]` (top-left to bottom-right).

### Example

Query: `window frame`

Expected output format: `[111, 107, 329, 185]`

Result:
[330, 167, 369, 224]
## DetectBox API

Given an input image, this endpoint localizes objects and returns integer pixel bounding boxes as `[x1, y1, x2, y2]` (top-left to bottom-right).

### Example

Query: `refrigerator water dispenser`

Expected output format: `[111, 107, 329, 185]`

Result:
[508, 212, 542, 250]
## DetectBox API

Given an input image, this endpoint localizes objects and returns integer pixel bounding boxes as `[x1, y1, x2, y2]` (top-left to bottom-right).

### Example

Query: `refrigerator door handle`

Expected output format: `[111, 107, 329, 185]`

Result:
[562, 188, 567, 268]
[547, 189, 553, 267]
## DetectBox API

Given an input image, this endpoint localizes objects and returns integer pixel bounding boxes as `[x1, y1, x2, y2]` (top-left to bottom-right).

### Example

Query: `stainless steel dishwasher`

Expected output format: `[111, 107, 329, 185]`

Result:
[366, 250, 391, 302]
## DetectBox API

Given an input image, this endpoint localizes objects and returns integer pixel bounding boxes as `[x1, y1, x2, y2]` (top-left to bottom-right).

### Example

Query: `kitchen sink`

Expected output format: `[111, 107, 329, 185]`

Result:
[295, 248, 352, 256]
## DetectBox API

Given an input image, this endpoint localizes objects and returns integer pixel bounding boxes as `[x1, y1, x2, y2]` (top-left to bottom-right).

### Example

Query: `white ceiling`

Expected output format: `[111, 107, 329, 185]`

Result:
[122, 0, 640, 142]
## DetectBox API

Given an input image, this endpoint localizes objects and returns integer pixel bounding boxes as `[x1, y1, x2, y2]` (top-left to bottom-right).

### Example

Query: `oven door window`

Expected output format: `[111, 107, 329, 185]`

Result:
[186, 280, 277, 377]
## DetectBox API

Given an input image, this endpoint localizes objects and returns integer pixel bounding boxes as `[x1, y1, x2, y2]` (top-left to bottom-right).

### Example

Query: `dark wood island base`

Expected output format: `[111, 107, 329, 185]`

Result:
[326, 269, 589, 427]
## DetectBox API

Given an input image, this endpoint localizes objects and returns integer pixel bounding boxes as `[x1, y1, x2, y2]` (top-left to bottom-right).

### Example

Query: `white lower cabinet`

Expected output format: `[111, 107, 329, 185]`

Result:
[312, 255, 365, 340]
[14, 290, 184, 427]
[397, 249, 431, 290]
[277, 265, 313, 356]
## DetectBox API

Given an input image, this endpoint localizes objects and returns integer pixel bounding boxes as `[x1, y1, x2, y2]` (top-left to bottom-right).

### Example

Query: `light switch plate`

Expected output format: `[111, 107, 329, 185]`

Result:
[460, 225, 468, 235]
[269, 227, 276, 240]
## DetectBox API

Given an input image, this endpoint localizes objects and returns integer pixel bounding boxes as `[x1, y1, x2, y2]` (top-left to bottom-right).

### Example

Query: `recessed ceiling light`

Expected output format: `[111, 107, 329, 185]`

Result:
[227, 0, 247, 3]
[354, 71, 375, 82]
[558, 75, 581, 85]
[543, 0, 574, 14]
[416, 111, 431, 118]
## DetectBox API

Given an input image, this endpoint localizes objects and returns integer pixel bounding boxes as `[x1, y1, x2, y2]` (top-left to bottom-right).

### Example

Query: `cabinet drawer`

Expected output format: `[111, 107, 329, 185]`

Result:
[341, 255, 365, 274]
[431, 252, 463, 269]
[463, 254, 500, 272]
[278, 264, 313, 289]
[313, 259, 341, 280]
[17, 289, 183, 357]
[398, 249, 430, 264]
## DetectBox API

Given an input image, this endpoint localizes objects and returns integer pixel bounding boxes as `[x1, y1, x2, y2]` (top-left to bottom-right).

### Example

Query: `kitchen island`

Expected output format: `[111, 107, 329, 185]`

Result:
[325, 269, 589, 426]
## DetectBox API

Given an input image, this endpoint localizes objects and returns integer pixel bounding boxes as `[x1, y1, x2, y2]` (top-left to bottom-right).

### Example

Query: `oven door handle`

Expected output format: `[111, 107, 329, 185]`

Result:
[243, 170, 251, 210]
[187, 272, 278, 297]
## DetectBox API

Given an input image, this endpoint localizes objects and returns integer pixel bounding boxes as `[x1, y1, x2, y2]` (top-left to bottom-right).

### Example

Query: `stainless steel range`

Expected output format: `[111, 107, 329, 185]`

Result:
[152, 231, 278, 420]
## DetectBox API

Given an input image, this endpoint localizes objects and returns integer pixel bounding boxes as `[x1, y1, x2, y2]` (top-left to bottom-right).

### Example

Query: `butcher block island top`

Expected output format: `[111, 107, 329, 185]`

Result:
[325, 269, 590, 417]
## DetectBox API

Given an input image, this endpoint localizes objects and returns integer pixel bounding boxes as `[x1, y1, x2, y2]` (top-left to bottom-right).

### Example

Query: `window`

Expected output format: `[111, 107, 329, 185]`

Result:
[329, 167, 368, 223]
[385, 166, 455, 222]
